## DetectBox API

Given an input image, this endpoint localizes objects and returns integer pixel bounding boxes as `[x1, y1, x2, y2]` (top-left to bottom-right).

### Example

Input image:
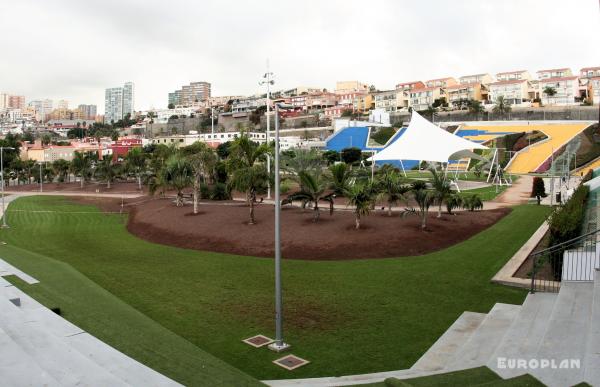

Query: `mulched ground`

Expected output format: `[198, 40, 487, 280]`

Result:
[74, 196, 511, 260]
[6, 181, 145, 194]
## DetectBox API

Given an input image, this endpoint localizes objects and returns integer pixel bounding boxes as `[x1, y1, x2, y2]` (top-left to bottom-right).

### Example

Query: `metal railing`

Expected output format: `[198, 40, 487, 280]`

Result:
[530, 228, 600, 293]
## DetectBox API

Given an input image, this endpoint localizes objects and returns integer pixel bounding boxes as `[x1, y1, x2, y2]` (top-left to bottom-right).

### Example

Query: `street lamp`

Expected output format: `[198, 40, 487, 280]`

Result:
[268, 102, 293, 353]
[211, 107, 216, 135]
[38, 161, 45, 193]
[259, 65, 274, 199]
[0, 147, 15, 228]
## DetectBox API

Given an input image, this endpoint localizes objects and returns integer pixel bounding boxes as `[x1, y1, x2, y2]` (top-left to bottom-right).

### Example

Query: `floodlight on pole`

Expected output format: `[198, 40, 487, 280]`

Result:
[0, 147, 15, 228]
[268, 102, 292, 353]
[259, 61, 274, 199]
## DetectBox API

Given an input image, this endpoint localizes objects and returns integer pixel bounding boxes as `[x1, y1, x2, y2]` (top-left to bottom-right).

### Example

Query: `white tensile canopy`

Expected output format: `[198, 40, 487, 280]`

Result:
[370, 111, 487, 163]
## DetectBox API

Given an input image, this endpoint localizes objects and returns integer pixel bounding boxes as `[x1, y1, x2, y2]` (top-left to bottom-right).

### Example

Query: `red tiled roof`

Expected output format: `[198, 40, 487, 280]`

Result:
[395, 81, 424, 87]
[496, 70, 527, 75]
[580, 67, 600, 71]
[410, 86, 442, 92]
[425, 77, 455, 83]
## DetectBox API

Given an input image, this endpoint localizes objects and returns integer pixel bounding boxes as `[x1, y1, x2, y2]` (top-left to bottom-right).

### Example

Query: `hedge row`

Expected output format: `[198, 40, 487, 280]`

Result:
[547, 184, 590, 246]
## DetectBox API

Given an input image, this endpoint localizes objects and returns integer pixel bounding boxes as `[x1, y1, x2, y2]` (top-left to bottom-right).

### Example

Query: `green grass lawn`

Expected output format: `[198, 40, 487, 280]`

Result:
[0, 196, 550, 383]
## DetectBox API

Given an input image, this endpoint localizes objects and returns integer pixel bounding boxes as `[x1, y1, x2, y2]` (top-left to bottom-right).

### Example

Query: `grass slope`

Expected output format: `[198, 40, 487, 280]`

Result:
[0, 196, 550, 381]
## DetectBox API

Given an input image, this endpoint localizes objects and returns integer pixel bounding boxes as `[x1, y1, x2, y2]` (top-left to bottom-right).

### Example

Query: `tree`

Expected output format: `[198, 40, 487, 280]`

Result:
[168, 103, 175, 109]
[329, 162, 352, 196]
[346, 182, 375, 229]
[376, 167, 408, 216]
[403, 181, 435, 230]
[41, 134, 52, 146]
[531, 176, 546, 205]
[341, 147, 362, 165]
[282, 148, 322, 176]
[52, 159, 70, 183]
[71, 151, 96, 188]
[322, 150, 340, 165]
[153, 155, 193, 206]
[285, 170, 334, 222]
[492, 96, 512, 115]
[429, 168, 452, 218]
[124, 147, 146, 190]
[95, 157, 120, 189]
[186, 142, 217, 214]
[216, 141, 232, 160]
[227, 134, 271, 223]
[543, 86, 557, 104]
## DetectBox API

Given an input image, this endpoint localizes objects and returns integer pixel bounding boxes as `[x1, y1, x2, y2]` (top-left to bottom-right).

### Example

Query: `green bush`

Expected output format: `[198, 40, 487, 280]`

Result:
[548, 184, 589, 245]
[370, 127, 396, 145]
[199, 183, 211, 199]
[530, 177, 546, 200]
[210, 182, 231, 200]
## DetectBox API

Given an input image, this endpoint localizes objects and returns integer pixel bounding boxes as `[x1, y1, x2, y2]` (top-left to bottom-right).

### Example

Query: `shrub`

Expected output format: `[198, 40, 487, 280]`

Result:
[341, 147, 362, 165]
[210, 182, 231, 200]
[463, 194, 483, 211]
[199, 183, 211, 199]
[530, 177, 546, 204]
[547, 185, 589, 246]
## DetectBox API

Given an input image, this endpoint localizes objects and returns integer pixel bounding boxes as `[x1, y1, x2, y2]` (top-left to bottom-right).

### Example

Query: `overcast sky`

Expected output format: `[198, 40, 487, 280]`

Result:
[1, 0, 598, 113]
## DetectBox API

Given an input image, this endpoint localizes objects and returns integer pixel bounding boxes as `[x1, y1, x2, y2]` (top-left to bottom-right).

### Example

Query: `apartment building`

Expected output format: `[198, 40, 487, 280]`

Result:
[536, 68, 572, 80]
[373, 90, 398, 112]
[337, 91, 365, 108]
[539, 76, 579, 105]
[105, 82, 135, 123]
[425, 77, 457, 88]
[149, 131, 267, 148]
[590, 77, 600, 104]
[324, 106, 348, 119]
[496, 70, 531, 81]
[8, 95, 25, 109]
[281, 86, 323, 97]
[335, 81, 368, 94]
[353, 93, 374, 113]
[57, 100, 69, 110]
[446, 83, 487, 107]
[77, 104, 97, 120]
[409, 86, 443, 111]
[29, 99, 53, 121]
[168, 81, 211, 106]
[580, 67, 600, 79]
[20, 141, 104, 162]
[488, 79, 531, 105]
[395, 81, 425, 109]
[459, 73, 493, 85]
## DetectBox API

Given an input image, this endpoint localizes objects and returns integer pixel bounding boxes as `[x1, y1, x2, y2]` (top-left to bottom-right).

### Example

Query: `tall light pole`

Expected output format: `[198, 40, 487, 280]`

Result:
[39, 162, 43, 192]
[0, 147, 15, 228]
[268, 103, 291, 353]
[211, 107, 216, 135]
[259, 63, 274, 199]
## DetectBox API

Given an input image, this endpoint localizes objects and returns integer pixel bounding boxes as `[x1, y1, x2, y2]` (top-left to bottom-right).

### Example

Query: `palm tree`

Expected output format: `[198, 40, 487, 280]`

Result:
[403, 181, 435, 230]
[152, 155, 193, 206]
[52, 159, 70, 183]
[492, 96, 512, 115]
[376, 167, 408, 216]
[329, 162, 352, 196]
[467, 99, 484, 115]
[187, 142, 217, 214]
[285, 170, 334, 222]
[463, 194, 483, 211]
[282, 148, 323, 176]
[124, 147, 146, 190]
[95, 157, 120, 189]
[346, 182, 375, 229]
[445, 193, 463, 215]
[71, 152, 96, 188]
[429, 168, 452, 218]
[229, 163, 269, 224]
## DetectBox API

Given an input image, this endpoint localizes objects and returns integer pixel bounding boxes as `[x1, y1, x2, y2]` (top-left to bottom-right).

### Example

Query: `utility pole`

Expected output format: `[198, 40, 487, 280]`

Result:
[259, 60, 274, 199]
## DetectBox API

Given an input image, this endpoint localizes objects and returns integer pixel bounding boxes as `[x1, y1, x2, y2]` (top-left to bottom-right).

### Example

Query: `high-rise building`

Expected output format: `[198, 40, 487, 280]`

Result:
[77, 104, 97, 120]
[57, 99, 69, 110]
[105, 82, 135, 123]
[29, 99, 53, 121]
[168, 81, 211, 106]
[8, 95, 25, 109]
[0, 93, 8, 109]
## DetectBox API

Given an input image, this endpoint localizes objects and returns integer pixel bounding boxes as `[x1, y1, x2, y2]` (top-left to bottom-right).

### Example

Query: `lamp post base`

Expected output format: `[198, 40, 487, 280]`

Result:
[268, 341, 291, 353]
[1, 224, 9, 229]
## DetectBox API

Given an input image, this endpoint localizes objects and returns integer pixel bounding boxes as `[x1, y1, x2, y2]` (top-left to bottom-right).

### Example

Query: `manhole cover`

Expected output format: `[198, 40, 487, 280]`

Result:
[273, 354, 310, 370]
[242, 335, 274, 348]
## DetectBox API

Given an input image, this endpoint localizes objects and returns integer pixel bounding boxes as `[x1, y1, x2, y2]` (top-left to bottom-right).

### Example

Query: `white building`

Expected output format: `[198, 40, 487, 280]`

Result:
[409, 87, 443, 111]
[539, 76, 579, 105]
[373, 90, 398, 112]
[105, 82, 135, 124]
[488, 79, 531, 106]
[495, 70, 531, 82]
[150, 107, 198, 123]
[149, 131, 267, 147]
[536, 68, 572, 80]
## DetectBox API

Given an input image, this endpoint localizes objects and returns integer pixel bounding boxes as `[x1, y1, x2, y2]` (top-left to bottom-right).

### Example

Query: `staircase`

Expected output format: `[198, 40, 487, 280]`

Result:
[0, 273, 180, 387]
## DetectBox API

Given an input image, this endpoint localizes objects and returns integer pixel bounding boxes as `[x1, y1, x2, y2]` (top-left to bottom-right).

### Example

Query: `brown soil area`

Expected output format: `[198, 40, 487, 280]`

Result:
[97, 197, 512, 260]
[6, 181, 146, 194]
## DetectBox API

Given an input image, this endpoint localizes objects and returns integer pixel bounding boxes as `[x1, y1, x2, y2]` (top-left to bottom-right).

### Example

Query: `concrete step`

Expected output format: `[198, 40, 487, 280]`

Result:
[445, 303, 521, 371]
[0, 326, 61, 387]
[534, 281, 593, 387]
[584, 270, 600, 386]
[487, 292, 558, 379]
[411, 311, 486, 372]
[0, 297, 129, 386]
